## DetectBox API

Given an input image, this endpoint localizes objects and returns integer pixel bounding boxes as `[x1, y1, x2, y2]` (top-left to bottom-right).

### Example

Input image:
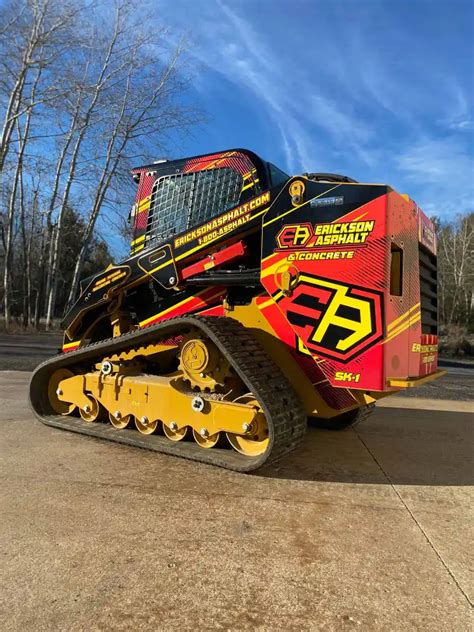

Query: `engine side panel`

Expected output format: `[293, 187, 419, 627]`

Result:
[260, 177, 438, 392]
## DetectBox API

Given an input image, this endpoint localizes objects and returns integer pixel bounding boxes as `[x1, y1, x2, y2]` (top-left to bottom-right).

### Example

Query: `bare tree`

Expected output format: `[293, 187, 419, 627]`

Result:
[34, 83, 86, 324]
[44, 5, 127, 328]
[65, 40, 192, 310]
[18, 168, 39, 325]
[0, 0, 201, 329]
[437, 213, 474, 328]
[0, 0, 82, 173]
[2, 67, 41, 326]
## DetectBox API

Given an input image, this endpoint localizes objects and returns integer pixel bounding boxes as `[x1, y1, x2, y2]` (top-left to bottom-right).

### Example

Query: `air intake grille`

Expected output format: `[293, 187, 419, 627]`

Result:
[145, 167, 242, 246]
[419, 244, 438, 334]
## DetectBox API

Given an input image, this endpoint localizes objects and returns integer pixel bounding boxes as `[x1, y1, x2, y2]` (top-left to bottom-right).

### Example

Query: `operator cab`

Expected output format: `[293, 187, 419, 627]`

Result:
[128, 149, 289, 255]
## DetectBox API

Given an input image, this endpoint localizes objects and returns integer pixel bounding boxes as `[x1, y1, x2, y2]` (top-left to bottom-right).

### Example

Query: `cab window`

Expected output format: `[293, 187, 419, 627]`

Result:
[146, 167, 243, 244]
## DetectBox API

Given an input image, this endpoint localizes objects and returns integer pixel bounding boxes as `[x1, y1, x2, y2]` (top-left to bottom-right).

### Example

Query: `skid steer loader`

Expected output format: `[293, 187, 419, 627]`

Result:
[30, 149, 444, 471]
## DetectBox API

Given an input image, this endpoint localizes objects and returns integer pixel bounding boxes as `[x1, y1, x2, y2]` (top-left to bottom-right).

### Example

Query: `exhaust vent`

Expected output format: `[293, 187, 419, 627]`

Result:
[419, 244, 438, 334]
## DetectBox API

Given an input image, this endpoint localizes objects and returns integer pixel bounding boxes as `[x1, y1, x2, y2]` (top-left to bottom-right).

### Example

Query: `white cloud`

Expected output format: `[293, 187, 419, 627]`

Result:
[447, 118, 474, 131]
[212, 1, 316, 171]
[154, 0, 381, 172]
[153, 0, 473, 217]
[176, 0, 378, 173]
[396, 137, 474, 214]
[398, 138, 472, 183]
[438, 81, 474, 131]
[308, 95, 378, 167]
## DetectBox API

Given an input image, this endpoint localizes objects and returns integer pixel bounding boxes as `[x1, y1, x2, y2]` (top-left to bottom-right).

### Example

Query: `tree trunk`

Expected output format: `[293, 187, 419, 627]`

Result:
[19, 167, 28, 327]
[2, 68, 41, 327]
[40, 64, 89, 322]
[45, 11, 123, 329]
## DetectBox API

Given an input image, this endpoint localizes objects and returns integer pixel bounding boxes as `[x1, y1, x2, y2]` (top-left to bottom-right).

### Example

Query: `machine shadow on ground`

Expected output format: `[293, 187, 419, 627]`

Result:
[257, 407, 473, 486]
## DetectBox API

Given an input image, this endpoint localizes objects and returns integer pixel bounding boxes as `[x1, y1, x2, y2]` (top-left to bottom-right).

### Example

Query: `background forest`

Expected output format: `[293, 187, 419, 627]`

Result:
[0, 0, 198, 328]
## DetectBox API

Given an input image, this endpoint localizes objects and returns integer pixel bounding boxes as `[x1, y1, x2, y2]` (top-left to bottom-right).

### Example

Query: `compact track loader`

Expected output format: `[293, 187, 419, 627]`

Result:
[30, 149, 444, 471]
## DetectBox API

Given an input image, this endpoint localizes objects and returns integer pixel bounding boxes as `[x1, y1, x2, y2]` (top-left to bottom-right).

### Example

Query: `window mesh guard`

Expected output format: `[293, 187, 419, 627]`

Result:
[146, 167, 243, 246]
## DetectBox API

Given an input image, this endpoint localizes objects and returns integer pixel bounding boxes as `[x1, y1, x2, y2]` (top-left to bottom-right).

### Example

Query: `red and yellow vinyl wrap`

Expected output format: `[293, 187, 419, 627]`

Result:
[260, 188, 438, 392]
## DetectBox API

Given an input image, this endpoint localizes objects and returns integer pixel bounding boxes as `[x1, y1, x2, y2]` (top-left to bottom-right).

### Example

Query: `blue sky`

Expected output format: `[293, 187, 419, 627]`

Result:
[154, 0, 473, 219]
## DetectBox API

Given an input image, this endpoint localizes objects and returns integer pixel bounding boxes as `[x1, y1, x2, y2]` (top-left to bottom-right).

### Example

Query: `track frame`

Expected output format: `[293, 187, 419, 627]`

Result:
[30, 316, 307, 472]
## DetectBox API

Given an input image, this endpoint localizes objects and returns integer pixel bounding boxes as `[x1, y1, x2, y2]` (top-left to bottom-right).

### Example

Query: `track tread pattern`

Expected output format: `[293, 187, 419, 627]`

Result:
[29, 316, 307, 472]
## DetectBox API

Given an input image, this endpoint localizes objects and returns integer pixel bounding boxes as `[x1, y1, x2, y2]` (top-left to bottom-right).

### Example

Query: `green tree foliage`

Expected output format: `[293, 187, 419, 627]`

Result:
[0, 203, 112, 326]
[52, 206, 112, 313]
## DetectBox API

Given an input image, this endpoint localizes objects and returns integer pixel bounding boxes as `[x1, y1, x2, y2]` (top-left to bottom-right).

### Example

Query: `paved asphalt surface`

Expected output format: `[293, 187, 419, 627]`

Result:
[0, 369, 473, 631]
[0, 332, 62, 371]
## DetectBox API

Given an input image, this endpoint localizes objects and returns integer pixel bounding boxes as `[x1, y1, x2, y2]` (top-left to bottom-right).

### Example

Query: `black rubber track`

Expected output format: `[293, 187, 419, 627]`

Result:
[310, 404, 375, 431]
[29, 316, 308, 472]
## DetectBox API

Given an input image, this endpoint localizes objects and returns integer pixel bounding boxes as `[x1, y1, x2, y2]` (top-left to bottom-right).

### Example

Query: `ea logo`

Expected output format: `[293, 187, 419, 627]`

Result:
[289, 180, 305, 206]
[283, 274, 384, 362]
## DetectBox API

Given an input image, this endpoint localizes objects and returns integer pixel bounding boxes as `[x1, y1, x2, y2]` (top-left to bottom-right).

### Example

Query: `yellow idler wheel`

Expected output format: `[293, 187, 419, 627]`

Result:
[135, 416, 161, 435]
[192, 428, 220, 449]
[226, 394, 269, 457]
[163, 422, 188, 442]
[79, 395, 101, 422]
[109, 411, 133, 430]
[48, 368, 76, 415]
